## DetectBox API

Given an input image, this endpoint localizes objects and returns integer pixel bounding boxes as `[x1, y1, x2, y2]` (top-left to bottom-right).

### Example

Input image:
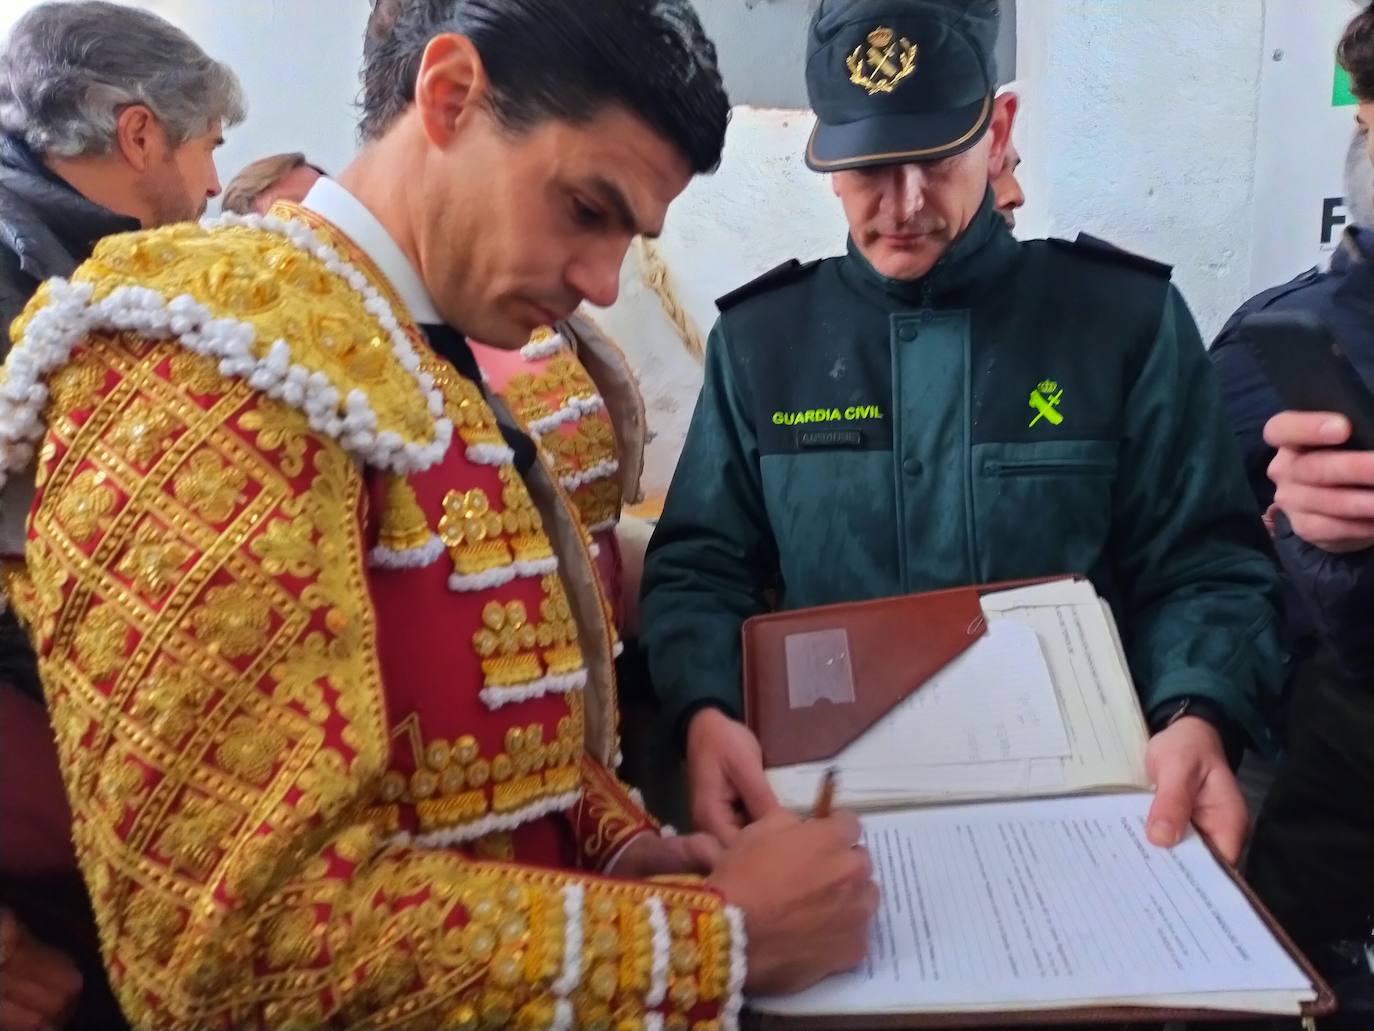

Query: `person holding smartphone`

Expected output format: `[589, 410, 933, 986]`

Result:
[1209, 7, 1374, 1018]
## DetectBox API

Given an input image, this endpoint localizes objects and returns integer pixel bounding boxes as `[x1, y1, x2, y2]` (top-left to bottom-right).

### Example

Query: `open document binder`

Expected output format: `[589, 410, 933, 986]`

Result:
[741, 576, 1335, 1028]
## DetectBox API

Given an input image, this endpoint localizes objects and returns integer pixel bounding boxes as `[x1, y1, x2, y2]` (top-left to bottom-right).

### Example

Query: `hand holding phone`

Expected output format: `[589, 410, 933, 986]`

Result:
[1247, 313, 1374, 551]
[1244, 310, 1374, 450]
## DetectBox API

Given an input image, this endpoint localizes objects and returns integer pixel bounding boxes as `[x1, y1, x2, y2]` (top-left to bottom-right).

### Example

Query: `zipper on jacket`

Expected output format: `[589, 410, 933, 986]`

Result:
[919, 255, 944, 322]
[986, 458, 1117, 477]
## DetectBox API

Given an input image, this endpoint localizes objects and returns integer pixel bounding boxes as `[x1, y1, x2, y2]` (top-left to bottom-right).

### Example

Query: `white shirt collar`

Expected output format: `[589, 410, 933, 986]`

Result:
[299, 177, 441, 325]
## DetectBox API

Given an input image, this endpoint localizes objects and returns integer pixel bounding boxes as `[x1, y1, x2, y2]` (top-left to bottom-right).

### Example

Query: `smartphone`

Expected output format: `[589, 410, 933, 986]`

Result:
[1242, 310, 1374, 451]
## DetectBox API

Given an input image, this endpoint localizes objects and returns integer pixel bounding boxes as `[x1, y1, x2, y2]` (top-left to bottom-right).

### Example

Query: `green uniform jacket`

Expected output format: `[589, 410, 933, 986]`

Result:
[641, 197, 1282, 752]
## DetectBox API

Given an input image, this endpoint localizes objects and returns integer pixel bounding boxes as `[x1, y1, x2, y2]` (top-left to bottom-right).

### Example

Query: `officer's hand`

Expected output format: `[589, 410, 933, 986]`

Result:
[0, 907, 83, 1031]
[1265, 411, 1374, 553]
[686, 707, 782, 843]
[708, 809, 878, 996]
[1144, 716, 1248, 865]
[607, 830, 724, 878]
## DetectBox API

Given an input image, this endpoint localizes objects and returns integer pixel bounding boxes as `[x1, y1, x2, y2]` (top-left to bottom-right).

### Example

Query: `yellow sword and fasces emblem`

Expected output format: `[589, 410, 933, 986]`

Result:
[1028, 379, 1064, 428]
[847, 27, 918, 95]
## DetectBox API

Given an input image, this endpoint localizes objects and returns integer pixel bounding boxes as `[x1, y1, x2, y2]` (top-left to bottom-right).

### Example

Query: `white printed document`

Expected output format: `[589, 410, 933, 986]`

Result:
[753, 793, 1316, 1018]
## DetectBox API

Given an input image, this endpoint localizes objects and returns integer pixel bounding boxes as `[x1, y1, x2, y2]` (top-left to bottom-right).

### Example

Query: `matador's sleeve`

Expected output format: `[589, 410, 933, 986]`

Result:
[576, 756, 661, 873]
[10, 331, 746, 1031]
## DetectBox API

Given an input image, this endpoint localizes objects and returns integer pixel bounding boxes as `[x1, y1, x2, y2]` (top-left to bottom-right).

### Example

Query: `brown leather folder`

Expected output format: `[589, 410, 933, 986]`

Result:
[742, 577, 1073, 769]
[740, 578, 1338, 1026]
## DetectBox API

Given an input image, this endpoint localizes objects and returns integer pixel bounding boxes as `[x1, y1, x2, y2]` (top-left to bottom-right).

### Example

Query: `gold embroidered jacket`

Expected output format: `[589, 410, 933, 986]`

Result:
[472, 316, 648, 633]
[0, 209, 745, 1031]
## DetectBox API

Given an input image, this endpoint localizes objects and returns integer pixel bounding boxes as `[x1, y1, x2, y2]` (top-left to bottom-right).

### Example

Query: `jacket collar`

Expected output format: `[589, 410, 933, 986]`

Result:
[1330, 226, 1374, 309]
[299, 177, 442, 325]
[837, 188, 1019, 309]
[1332, 225, 1374, 275]
[0, 134, 139, 280]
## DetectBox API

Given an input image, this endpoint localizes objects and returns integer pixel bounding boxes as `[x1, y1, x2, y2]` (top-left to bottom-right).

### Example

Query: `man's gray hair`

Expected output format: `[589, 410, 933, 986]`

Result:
[1344, 129, 1374, 232]
[0, 1, 246, 158]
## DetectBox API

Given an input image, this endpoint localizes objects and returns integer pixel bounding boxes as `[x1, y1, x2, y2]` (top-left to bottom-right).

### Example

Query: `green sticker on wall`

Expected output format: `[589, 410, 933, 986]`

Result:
[1335, 63, 1358, 107]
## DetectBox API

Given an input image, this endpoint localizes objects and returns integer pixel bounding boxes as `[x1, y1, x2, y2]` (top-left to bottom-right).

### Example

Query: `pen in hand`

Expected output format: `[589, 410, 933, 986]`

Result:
[812, 766, 838, 819]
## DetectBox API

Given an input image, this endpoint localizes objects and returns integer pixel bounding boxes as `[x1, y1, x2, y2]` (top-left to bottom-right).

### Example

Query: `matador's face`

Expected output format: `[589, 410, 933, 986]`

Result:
[415, 102, 693, 349]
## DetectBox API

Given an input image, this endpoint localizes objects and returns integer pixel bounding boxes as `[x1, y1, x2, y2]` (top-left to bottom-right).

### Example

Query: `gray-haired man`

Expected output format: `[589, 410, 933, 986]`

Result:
[0, 0, 245, 333]
[0, 4, 243, 1029]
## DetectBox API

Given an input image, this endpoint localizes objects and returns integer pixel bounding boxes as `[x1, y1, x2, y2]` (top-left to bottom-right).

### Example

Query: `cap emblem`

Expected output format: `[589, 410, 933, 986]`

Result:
[846, 27, 918, 95]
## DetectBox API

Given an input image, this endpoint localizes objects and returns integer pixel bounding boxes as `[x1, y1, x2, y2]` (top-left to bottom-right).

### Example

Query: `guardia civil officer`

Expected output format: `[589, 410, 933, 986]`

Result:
[641, 0, 1282, 865]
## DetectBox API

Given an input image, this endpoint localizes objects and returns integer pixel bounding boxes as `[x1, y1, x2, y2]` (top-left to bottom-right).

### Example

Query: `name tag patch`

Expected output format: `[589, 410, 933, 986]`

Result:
[798, 429, 865, 449]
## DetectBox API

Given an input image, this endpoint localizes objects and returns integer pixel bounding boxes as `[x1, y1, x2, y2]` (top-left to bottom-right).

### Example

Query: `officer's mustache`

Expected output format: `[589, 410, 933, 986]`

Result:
[869, 217, 948, 238]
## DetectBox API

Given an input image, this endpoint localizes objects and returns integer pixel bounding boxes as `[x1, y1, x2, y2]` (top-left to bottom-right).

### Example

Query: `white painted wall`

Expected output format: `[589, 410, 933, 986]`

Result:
[692, 0, 819, 109]
[1012, 0, 1266, 342]
[593, 110, 848, 494]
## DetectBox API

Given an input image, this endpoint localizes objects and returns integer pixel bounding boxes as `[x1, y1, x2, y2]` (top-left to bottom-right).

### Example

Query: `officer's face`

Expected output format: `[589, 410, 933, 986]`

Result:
[831, 94, 1015, 280]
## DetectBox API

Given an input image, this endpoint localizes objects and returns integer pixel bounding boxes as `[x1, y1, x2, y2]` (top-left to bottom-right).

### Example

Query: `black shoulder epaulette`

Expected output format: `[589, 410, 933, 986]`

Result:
[1049, 232, 1173, 279]
[715, 258, 821, 312]
[1250, 266, 1322, 310]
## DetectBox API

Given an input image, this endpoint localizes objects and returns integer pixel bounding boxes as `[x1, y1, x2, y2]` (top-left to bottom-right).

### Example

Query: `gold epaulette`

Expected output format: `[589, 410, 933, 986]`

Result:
[0, 215, 451, 485]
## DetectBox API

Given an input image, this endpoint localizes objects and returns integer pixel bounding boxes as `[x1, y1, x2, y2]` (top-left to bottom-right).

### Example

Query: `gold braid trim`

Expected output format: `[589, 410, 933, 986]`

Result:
[636, 238, 706, 364]
[577, 756, 658, 872]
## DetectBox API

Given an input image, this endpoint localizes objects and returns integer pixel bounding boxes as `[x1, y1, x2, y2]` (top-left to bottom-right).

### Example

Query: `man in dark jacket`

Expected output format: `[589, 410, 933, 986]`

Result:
[0, 5, 243, 1028]
[1209, 7, 1374, 1018]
